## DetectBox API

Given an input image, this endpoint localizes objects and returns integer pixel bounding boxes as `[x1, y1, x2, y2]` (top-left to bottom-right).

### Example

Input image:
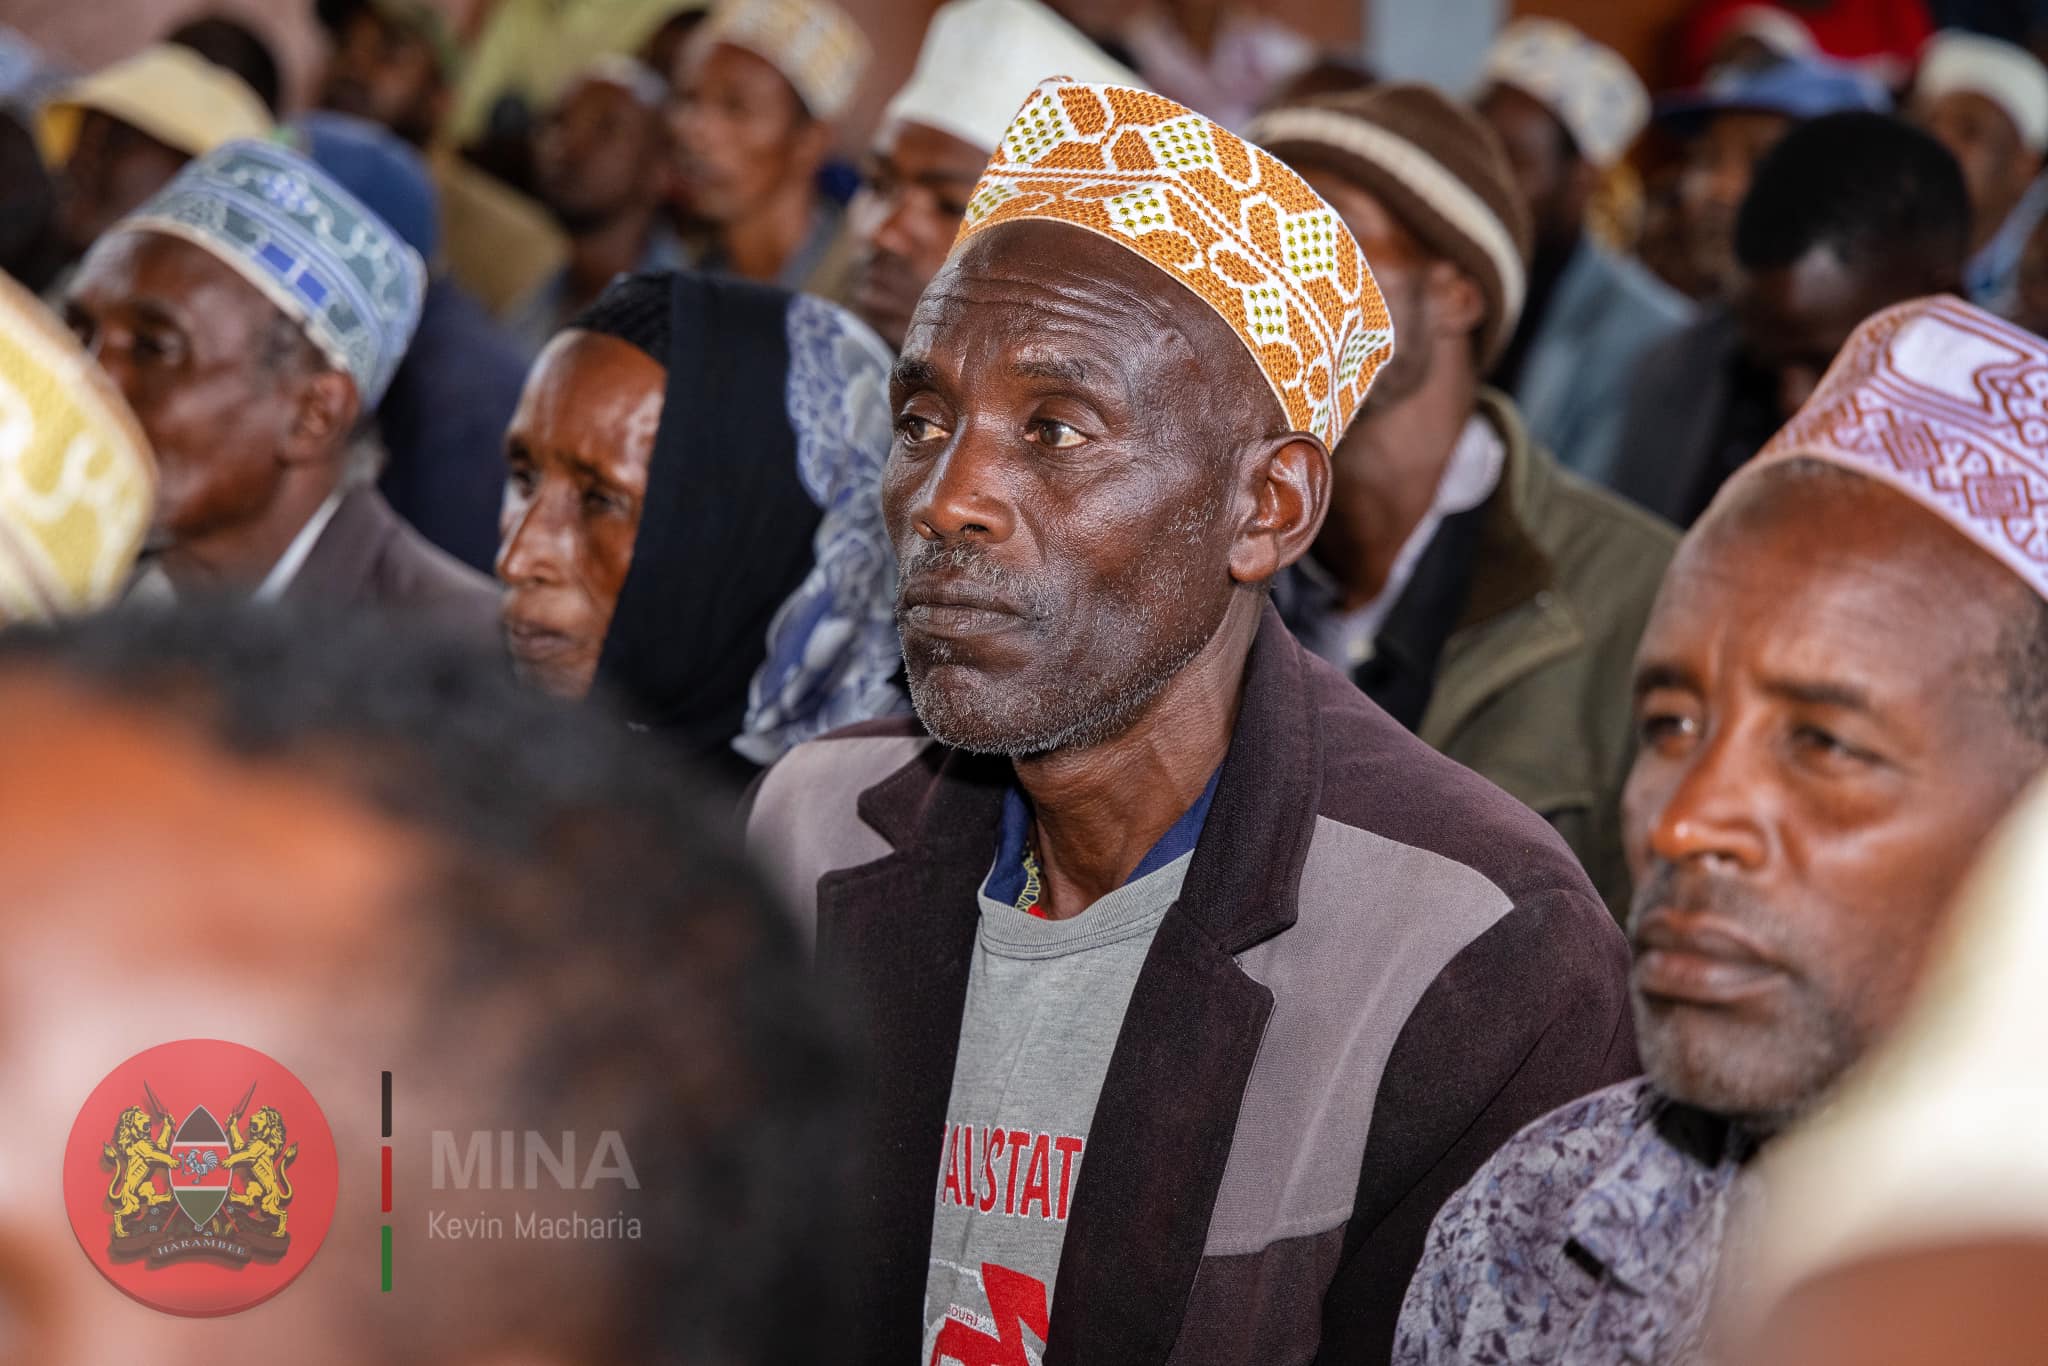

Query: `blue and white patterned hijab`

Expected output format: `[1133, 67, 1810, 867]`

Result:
[734, 295, 903, 763]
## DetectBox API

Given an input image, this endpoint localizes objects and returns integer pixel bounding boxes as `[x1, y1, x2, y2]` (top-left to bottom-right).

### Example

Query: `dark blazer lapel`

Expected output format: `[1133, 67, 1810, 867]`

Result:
[818, 744, 1007, 1362]
[1045, 911, 1274, 1364]
[1048, 604, 1323, 1363]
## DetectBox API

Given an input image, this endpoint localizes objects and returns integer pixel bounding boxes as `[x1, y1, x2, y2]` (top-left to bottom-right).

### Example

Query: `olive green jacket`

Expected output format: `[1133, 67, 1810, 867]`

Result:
[1415, 391, 1678, 917]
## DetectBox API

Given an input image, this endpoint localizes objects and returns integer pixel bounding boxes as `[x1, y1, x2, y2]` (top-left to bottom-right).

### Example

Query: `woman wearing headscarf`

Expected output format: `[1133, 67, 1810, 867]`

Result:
[496, 269, 904, 786]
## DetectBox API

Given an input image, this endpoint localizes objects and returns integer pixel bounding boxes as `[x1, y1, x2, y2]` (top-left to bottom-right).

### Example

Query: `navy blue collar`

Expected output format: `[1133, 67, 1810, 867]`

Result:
[983, 766, 1223, 907]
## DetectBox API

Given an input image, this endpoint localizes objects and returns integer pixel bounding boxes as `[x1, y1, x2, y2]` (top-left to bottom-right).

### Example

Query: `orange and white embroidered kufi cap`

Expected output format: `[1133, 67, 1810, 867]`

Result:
[1740, 295, 2048, 599]
[954, 79, 1394, 451]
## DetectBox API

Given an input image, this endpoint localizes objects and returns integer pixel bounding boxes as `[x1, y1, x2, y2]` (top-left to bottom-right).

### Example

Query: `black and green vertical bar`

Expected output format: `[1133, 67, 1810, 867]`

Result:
[381, 1070, 393, 1292]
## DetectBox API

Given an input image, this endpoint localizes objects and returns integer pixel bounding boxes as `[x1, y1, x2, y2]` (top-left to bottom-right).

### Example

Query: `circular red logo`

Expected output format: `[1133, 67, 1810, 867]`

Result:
[63, 1039, 338, 1316]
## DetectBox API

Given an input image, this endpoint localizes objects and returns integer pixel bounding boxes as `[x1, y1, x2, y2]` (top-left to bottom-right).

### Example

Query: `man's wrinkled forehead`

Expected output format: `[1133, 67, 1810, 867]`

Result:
[901, 220, 1272, 412]
[76, 226, 284, 334]
[1655, 462, 2030, 688]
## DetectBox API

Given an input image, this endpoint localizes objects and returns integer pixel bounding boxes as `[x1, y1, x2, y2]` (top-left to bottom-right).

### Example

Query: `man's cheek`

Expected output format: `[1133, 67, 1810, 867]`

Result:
[1619, 761, 1670, 873]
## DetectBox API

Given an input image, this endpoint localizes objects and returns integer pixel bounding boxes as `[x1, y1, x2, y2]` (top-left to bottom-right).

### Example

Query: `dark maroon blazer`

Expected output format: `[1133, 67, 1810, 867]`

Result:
[749, 603, 1639, 1363]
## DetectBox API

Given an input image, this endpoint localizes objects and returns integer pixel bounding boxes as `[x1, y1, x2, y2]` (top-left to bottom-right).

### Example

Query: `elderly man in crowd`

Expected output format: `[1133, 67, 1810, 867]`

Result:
[669, 0, 867, 290]
[36, 42, 270, 277]
[62, 140, 496, 635]
[1252, 84, 1678, 915]
[1611, 112, 1969, 528]
[1475, 19, 1693, 483]
[1911, 29, 2048, 317]
[1396, 295, 2048, 1364]
[846, 0, 1135, 350]
[507, 56, 683, 355]
[749, 79, 1634, 1362]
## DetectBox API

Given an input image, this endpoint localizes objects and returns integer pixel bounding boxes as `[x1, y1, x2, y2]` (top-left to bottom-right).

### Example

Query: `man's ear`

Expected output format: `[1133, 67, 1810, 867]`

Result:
[1428, 259, 1487, 341]
[1229, 431, 1330, 585]
[279, 369, 361, 468]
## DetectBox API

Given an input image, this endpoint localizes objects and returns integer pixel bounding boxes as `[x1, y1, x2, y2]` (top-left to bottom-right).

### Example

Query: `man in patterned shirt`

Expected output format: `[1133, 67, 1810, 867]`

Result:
[1396, 295, 2048, 1364]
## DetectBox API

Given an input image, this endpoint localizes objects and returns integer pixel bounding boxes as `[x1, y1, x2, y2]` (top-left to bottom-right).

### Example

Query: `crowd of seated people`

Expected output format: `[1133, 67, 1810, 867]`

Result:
[3, 2, 2046, 1361]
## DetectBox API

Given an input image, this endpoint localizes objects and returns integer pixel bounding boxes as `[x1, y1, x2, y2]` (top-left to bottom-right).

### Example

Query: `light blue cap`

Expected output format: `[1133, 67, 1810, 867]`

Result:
[121, 138, 426, 411]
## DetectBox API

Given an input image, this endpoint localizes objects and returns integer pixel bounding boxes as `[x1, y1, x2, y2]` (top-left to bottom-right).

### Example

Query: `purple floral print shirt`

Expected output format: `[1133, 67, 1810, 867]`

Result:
[1393, 1078, 1758, 1365]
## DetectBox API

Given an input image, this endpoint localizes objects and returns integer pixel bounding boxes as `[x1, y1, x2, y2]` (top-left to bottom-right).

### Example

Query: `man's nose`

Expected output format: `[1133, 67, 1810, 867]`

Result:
[870, 189, 925, 261]
[904, 436, 1016, 547]
[1644, 727, 1771, 874]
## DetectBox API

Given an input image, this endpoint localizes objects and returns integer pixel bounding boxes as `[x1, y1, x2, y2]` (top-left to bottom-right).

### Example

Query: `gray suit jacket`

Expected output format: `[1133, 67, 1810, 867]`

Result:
[282, 485, 501, 644]
[1511, 239, 1693, 485]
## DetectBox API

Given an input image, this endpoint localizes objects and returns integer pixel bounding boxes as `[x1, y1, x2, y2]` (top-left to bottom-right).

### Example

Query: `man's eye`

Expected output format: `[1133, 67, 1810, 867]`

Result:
[1638, 711, 1697, 750]
[1029, 420, 1085, 449]
[1791, 724, 1862, 762]
[896, 414, 946, 444]
[132, 333, 180, 365]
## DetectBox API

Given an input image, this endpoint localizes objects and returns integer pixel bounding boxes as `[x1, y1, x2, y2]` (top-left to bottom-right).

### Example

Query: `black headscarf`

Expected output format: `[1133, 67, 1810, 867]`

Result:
[581, 272, 823, 787]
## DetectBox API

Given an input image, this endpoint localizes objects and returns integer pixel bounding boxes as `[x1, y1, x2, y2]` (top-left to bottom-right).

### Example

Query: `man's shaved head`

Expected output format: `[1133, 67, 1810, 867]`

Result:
[884, 219, 1328, 757]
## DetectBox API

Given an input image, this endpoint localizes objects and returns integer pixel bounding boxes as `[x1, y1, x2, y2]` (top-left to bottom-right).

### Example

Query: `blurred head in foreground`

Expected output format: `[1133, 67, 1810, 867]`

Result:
[1726, 770, 2048, 1365]
[0, 605, 852, 1365]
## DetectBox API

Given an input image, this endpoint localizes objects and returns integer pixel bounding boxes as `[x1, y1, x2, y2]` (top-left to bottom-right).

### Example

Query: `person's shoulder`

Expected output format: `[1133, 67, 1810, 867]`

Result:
[1306, 652, 1604, 911]
[376, 501, 497, 599]
[370, 503, 502, 639]
[1437, 1076, 1656, 1243]
[1613, 305, 1734, 438]
[745, 718, 936, 926]
[1522, 442, 1681, 587]
[764, 716, 932, 777]
[1396, 1077, 1655, 1362]
[747, 718, 934, 840]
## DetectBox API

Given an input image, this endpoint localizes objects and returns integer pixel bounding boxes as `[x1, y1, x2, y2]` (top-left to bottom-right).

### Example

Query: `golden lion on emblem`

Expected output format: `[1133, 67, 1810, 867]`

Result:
[102, 1106, 177, 1239]
[224, 1104, 298, 1235]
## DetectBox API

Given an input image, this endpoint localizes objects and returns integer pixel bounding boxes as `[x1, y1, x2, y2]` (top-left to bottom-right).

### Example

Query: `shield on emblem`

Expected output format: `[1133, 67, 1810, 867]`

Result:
[170, 1107, 232, 1231]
